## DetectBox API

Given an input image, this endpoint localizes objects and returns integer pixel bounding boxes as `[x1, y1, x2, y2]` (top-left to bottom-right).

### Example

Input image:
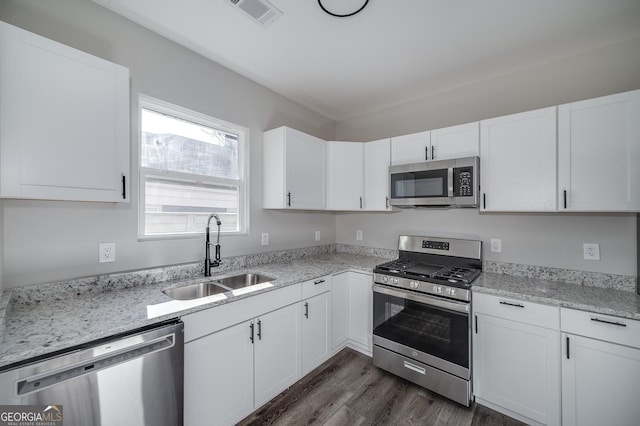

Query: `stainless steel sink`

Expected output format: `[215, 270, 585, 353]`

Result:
[162, 282, 229, 300]
[215, 273, 275, 290]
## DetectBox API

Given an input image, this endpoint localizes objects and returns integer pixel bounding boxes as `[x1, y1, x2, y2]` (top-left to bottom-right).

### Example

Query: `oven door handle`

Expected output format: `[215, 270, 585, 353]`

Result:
[373, 284, 469, 314]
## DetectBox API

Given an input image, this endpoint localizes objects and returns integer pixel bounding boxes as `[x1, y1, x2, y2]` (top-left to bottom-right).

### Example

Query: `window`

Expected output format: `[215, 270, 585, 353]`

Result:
[139, 96, 248, 237]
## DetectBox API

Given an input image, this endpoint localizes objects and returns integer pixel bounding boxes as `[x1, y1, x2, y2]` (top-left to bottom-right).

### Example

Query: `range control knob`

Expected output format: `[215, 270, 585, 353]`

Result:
[410, 281, 420, 290]
[382, 276, 389, 283]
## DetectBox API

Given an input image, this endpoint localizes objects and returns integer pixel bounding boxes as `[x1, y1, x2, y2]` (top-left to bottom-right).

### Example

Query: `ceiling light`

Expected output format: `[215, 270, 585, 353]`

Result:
[318, 0, 369, 18]
[226, 0, 283, 27]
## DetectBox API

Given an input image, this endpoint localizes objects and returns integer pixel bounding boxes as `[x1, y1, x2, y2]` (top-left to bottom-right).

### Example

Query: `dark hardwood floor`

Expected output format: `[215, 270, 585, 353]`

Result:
[239, 348, 526, 426]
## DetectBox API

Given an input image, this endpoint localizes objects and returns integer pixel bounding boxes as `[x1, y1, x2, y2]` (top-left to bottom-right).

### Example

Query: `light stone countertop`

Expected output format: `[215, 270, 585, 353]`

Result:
[0, 253, 387, 370]
[1, 250, 639, 370]
[473, 272, 640, 320]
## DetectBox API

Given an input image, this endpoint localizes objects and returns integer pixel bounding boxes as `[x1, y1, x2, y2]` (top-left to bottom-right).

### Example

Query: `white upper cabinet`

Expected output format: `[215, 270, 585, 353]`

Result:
[0, 21, 130, 202]
[263, 126, 326, 210]
[391, 123, 479, 166]
[480, 107, 557, 211]
[363, 138, 391, 211]
[430, 122, 479, 161]
[327, 141, 364, 210]
[391, 130, 431, 165]
[558, 89, 640, 211]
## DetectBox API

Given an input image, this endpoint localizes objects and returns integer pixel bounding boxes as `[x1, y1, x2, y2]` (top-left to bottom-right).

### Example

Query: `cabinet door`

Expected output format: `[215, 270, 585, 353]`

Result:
[390, 130, 431, 165]
[331, 273, 350, 350]
[473, 314, 560, 426]
[348, 272, 373, 353]
[184, 321, 254, 426]
[430, 122, 479, 161]
[302, 292, 332, 375]
[327, 141, 364, 210]
[363, 138, 391, 211]
[562, 334, 640, 426]
[286, 128, 326, 209]
[254, 303, 303, 408]
[480, 107, 557, 211]
[0, 21, 129, 202]
[558, 89, 640, 211]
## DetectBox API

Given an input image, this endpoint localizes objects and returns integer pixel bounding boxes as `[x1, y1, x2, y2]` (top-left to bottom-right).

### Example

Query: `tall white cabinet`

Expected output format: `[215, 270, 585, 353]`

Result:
[480, 107, 557, 211]
[558, 89, 640, 211]
[326, 141, 364, 210]
[263, 126, 326, 210]
[0, 21, 130, 202]
[363, 138, 391, 211]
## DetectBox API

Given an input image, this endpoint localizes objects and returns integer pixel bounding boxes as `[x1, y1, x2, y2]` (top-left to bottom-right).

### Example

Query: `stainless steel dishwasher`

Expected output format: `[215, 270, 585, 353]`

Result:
[0, 320, 184, 426]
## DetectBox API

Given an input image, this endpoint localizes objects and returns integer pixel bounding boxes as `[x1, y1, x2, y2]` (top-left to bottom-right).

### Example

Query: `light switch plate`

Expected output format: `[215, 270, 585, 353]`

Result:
[261, 233, 269, 246]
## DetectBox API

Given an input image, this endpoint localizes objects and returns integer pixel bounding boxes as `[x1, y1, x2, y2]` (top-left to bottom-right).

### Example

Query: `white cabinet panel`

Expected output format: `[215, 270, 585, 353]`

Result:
[348, 272, 373, 353]
[327, 141, 364, 210]
[263, 126, 326, 209]
[480, 107, 557, 211]
[184, 321, 254, 426]
[391, 130, 430, 165]
[430, 122, 479, 161]
[302, 291, 332, 375]
[562, 333, 640, 426]
[363, 138, 391, 211]
[0, 21, 129, 202]
[558, 89, 640, 211]
[331, 273, 350, 350]
[254, 303, 303, 407]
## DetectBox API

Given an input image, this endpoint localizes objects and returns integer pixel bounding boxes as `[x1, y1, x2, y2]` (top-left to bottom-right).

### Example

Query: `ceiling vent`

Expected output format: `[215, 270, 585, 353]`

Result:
[227, 0, 283, 27]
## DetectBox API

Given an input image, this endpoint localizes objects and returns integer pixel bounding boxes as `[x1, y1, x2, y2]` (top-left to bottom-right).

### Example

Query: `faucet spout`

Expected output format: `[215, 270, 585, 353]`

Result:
[204, 213, 222, 277]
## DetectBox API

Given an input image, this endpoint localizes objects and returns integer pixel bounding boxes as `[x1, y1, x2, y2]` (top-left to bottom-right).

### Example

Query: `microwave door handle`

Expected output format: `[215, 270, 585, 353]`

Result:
[447, 168, 454, 197]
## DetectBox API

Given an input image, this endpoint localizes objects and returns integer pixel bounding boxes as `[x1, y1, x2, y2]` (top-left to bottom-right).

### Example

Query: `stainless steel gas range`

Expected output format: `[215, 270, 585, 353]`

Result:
[372, 235, 482, 406]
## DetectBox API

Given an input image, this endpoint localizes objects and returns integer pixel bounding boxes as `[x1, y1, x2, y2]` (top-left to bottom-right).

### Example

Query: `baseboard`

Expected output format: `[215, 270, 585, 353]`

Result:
[474, 397, 546, 426]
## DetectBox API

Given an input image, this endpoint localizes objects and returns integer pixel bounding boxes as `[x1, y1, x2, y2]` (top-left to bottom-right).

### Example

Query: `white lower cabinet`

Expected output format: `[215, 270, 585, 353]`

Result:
[254, 303, 303, 407]
[302, 291, 332, 375]
[472, 292, 560, 426]
[184, 321, 254, 426]
[331, 273, 350, 350]
[561, 308, 640, 426]
[182, 285, 302, 426]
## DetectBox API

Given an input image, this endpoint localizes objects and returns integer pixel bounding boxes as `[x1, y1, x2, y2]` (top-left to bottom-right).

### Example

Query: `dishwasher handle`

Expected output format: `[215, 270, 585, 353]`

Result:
[17, 332, 176, 396]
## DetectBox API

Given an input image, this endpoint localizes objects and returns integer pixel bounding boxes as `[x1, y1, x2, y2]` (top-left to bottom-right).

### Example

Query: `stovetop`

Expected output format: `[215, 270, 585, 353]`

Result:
[372, 235, 483, 302]
[374, 259, 481, 287]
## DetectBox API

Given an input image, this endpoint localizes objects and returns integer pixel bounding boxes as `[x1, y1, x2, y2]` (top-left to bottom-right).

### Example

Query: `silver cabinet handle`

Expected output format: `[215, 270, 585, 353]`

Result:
[385, 196, 389, 209]
[304, 302, 309, 318]
[359, 196, 363, 209]
[257, 319, 262, 340]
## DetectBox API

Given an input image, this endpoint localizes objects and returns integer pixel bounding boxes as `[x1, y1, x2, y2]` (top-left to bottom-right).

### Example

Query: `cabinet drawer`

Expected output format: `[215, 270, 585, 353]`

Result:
[473, 292, 559, 329]
[561, 308, 640, 349]
[302, 275, 332, 299]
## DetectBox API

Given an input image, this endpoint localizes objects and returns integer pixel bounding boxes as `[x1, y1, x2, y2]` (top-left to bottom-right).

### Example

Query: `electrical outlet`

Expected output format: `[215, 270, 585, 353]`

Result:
[583, 243, 600, 260]
[356, 230, 363, 241]
[99, 242, 116, 263]
[261, 233, 269, 246]
[315, 231, 321, 241]
[490, 238, 502, 253]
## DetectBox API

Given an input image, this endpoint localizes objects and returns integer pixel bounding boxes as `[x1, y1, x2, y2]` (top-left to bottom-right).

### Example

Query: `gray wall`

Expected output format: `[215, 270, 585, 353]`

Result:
[0, 0, 336, 287]
[335, 36, 640, 276]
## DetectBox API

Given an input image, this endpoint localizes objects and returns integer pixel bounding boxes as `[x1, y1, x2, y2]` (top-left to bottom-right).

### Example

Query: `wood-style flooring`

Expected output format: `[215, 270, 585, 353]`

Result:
[239, 348, 526, 426]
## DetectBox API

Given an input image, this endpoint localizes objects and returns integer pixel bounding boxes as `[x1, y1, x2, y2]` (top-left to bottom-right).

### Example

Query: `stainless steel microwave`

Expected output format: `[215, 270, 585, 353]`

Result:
[389, 156, 479, 207]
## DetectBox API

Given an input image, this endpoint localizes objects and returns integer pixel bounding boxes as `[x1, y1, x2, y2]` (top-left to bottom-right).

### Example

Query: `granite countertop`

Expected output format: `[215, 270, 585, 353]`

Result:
[2, 250, 639, 370]
[0, 253, 387, 370]
[473, 272, 640, 321]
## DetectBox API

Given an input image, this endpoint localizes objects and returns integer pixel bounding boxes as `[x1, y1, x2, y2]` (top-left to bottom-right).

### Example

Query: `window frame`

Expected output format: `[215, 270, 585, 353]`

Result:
[137, 94, 249, 240]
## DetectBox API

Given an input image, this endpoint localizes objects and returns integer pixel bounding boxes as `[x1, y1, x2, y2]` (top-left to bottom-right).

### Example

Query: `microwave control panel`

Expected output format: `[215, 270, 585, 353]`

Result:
[453, 167, 474, 197]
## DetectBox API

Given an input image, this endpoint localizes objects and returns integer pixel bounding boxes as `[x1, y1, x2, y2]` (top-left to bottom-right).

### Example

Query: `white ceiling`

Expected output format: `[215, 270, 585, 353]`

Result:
[93, 0, 640, 121]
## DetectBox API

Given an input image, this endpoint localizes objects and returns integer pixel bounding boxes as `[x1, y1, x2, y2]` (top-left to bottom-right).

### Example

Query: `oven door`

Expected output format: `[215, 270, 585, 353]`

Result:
[372, 284, 470, 379]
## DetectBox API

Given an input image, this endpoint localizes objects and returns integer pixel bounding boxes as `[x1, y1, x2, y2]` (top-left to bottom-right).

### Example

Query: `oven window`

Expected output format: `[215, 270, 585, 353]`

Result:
[373, 291, 469, 368]
[390, 169, 448, 199]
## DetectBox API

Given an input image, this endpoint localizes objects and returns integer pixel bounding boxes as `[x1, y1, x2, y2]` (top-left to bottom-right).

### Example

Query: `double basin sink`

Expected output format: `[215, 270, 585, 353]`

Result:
[162, 273, 275, 301]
